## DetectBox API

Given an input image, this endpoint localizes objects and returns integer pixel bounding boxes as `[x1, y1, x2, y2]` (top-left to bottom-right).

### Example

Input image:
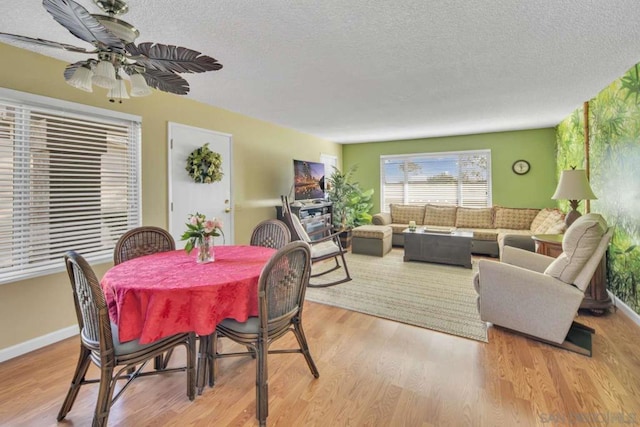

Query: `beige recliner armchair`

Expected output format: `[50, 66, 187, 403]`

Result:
[474, 213, 613, 356]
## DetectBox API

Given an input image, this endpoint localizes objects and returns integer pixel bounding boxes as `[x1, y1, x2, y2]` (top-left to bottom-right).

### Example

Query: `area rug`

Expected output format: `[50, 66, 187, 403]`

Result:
[306, 249, 488, 342]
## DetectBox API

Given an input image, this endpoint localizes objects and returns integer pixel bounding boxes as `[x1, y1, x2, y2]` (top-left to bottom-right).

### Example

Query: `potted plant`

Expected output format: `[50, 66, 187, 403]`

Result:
[326, 165, 374, 248]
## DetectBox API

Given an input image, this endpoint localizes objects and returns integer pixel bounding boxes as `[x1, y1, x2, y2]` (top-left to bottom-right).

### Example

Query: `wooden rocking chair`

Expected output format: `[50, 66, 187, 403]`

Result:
[280, 196, 351, 287]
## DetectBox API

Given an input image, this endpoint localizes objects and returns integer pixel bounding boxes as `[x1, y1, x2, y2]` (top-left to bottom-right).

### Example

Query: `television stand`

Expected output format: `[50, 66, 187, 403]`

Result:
[275, 201, 333, 241]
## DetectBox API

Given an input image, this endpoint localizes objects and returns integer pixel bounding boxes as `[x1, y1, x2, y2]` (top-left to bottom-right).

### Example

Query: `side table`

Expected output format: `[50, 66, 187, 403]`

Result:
[531, 234, 612, 314]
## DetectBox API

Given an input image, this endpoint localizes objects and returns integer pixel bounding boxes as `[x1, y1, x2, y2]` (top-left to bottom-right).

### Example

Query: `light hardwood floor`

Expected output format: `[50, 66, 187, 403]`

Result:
[1, 301, 640, 426]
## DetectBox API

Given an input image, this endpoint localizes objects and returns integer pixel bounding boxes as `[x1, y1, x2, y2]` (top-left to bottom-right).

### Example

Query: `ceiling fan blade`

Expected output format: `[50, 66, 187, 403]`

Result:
[127, 42, 222, 74]
[141, 69, 190, 95]
[43, 0, 124, 51]
[0, 32, 92, 53]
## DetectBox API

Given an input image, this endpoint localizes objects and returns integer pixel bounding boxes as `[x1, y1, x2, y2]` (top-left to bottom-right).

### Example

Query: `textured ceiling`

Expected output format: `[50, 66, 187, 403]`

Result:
[2, 1, 640, 143]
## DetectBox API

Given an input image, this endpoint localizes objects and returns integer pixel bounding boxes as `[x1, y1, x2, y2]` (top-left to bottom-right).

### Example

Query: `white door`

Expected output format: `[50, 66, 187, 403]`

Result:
[168, 122, 233, 248]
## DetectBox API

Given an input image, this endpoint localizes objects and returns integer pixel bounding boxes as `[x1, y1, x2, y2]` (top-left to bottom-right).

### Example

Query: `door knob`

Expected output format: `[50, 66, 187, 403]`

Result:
[224, 207, 231, 213]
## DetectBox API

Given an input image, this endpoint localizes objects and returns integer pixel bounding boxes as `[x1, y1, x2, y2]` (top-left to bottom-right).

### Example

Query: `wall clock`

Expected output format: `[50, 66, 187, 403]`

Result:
[512, 159, 530, 175]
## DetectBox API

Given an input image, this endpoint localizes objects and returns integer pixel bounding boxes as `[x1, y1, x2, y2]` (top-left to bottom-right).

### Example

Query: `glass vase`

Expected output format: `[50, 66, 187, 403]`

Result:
[196, 236, 215, 263]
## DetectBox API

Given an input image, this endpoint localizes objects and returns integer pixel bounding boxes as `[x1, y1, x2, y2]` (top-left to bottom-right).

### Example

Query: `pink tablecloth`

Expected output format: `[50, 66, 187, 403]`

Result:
[101, 245, 276, 344]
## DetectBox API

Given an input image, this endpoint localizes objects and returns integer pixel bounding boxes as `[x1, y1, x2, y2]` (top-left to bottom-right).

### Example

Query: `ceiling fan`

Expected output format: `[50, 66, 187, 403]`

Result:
[0, 0, 222, 102]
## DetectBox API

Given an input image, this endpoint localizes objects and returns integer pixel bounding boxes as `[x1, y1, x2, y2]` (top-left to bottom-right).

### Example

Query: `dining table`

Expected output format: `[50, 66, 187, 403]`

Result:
[101, 245, 276, 392]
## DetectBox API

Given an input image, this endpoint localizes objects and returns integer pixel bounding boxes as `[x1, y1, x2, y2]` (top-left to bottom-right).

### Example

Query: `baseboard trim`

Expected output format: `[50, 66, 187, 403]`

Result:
[0, 325, 79, 363]
[613, 293, 640, 327]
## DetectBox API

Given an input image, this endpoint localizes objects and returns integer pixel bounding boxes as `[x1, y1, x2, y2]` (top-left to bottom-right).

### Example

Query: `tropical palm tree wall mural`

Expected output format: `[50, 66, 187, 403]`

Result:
[557, 63, 640, 314]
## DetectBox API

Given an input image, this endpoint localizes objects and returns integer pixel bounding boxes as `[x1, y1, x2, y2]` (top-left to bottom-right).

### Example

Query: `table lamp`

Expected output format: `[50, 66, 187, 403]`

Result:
[551, 168, 597, 227]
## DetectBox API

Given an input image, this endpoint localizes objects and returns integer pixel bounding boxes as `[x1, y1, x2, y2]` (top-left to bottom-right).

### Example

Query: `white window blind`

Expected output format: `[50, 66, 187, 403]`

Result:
[380, 150, 491, 211]
[0, 91, 141, 284]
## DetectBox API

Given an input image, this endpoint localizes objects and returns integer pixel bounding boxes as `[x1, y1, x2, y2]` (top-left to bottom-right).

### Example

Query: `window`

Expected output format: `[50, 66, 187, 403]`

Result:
[320, 153, 337, 176]
[0, 89, 141, 284]
[380, 150, 491, 211]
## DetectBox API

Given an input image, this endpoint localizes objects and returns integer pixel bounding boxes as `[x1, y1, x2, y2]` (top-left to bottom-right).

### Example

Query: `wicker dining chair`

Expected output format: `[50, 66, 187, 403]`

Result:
[58, 251, 195, 427]
[113, 226, 176, 369]
[113, 226, 176, 265]
[211, 241, 320, 427]
[250, 219, 291, 249]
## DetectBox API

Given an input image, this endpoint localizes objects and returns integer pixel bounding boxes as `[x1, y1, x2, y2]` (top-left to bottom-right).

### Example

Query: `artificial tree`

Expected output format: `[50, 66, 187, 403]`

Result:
[326, 165, 374, 246]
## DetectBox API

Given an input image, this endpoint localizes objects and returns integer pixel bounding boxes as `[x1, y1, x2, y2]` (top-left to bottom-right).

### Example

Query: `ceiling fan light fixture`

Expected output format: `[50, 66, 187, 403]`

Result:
[107, 77, 129, 103]
[92, 60, 118, 89]
[2, 0, 223, 104]
[67, 65, 94, 92]
[129, 73, 152, 97]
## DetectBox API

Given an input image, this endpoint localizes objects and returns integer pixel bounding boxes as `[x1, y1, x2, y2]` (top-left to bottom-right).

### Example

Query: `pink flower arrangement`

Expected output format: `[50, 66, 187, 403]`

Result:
[181, 212, 224, 254]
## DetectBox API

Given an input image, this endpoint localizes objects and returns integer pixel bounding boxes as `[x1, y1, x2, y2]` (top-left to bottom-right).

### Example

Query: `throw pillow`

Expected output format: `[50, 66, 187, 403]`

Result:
[494, 206, 540, 229]
[455, 207, 493, 229]
[533, 208, 565, 234]
[390, 204, 426, 225]
[545, 221, 567, 235]
[423, 204, 457, 227]
[530, 208, 552, 232]
[544, 214, 607, 284]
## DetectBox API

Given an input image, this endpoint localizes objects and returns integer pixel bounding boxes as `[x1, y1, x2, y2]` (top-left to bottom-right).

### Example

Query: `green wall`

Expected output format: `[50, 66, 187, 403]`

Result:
[343, 128, 558, 213]
[557, 63, 640, 314]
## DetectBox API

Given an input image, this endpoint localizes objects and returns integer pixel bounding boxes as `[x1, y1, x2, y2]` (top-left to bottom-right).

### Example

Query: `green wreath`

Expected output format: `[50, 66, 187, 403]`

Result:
[185, 143, 224, 183]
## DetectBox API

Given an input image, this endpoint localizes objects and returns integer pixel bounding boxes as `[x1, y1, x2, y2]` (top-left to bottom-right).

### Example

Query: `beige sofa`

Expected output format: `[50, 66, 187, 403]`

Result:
[372, 204, 566, 257]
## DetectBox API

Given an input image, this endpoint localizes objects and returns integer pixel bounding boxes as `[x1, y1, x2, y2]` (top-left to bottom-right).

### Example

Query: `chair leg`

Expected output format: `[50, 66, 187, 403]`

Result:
[196, 334, 210, 395]
[186, 333, 196, 401]
[208, 332, 217, 388]
[256, 337, 269, 427]
[57, 346, 92, 421]
[153, 355, 164, 370]
[292, 321, 320, 378]
[93, 366, 116, 427]
[154, 349, 175, 370]
[246, 345, 257, 359]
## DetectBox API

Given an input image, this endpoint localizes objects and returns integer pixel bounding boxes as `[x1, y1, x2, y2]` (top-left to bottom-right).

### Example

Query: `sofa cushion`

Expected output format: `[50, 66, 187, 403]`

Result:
[494, 206, 540, 230]
[472, 229, 499, 241]
[389, 223, 412, 234]
[544, 214, 607, 284]
[531, 208, 565, 234]
[352, 225, 392, 239]
[423, 204, 457, 227]
[455, 207, 493, 229]
[390, 204, 426, 225]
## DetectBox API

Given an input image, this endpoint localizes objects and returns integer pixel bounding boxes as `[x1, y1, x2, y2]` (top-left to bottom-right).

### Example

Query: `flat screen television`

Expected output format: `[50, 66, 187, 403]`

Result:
[293, 159, 325, 201]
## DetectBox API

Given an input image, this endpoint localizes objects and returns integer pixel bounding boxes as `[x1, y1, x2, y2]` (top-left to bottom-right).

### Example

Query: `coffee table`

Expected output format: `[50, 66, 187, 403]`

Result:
[403, 228, 473, 268]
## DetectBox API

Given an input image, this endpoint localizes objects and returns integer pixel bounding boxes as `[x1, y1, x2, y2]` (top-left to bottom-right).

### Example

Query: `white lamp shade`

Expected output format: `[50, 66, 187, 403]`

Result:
[92, 61, 117, 89]
[66, 66, 94, 92]
[107, 78, 130, 101]
[552, 169, 597, 200]
[129, 73, 152, 97]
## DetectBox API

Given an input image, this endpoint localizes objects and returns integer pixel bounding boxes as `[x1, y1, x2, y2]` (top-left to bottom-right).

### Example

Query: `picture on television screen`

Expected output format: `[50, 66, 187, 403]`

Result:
[293, 159, 325, 201]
